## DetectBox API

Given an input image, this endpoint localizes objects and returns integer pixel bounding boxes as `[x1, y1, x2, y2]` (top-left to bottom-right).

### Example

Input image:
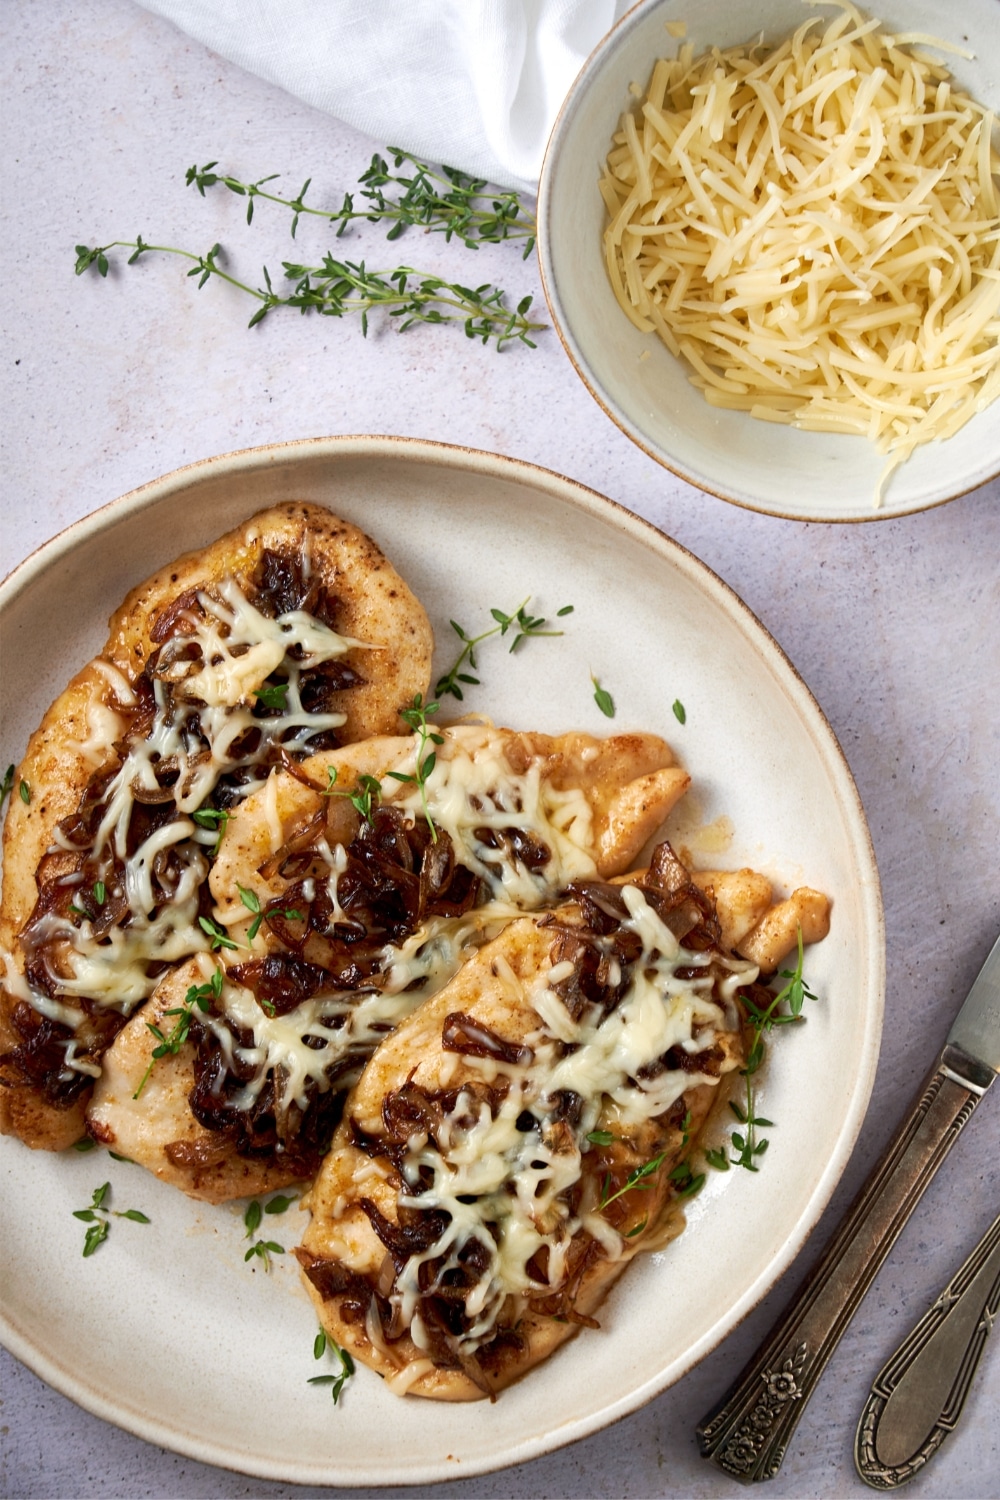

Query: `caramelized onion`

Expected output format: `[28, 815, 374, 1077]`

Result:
[441, 1012, 533, 1066]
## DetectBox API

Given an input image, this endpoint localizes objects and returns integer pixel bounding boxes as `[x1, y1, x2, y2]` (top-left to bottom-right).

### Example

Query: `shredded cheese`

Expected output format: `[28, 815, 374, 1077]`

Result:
[381, 724, 598, 906]
[601, 1, 1000, 503]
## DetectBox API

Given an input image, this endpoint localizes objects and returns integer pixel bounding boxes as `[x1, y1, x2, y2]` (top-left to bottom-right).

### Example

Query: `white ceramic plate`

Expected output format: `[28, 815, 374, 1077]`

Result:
[538, 0, 1000, 522]
[0, 437, 883, 1485]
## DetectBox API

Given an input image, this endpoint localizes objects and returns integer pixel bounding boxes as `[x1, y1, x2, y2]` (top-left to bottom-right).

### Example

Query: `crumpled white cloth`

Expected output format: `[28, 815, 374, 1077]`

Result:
[137, 0, 630, 194]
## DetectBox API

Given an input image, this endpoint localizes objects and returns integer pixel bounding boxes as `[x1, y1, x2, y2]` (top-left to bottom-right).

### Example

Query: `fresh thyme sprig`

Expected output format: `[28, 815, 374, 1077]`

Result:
[238, 884, 304, 943]
[254, 681, 289, 710]
[73, 1181, 150, 1256]
[323, 767, 382, 825]
[74, 239, 543, 350]
[598, 1152, 668, 1214]
[199, 914, 239, 951]
[0, 765, 14, 810]
[706, 927, 819, 1173]
[133, 967, 223, 1099]
[187, 150, 537, 255]
[592, 676, 615, 719]
[191, 805, 232, 857]
[387, 694, 445, 841]
[591, 1112, 703, 1238]
[243, 1196, 289, 1270]
[310, 1327, 355, 1404]
[435, 600, 573, 701]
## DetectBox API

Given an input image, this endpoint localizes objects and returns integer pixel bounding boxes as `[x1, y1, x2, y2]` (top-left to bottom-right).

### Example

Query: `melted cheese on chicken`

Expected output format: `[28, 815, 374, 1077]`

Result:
[7, 576, 365, 1068]
[301, 884, 754, 1393]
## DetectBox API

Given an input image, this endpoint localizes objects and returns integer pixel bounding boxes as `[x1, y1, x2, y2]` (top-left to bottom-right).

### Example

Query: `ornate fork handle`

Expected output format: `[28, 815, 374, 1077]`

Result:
[695, 1041, 995, 1483]
[854, 1211, 1000, 1489]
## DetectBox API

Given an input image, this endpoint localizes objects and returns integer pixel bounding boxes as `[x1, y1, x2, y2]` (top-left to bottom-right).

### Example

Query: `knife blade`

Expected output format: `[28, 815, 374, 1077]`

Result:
[695, 931, 1000, 1484]
[947, 931, 1000, 1077]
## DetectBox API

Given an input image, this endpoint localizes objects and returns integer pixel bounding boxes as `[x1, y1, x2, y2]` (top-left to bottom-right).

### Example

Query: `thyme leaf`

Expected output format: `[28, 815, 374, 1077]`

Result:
[199, 915, 239, 951]
[192, 806, 232, 856]
[308, 1327, 355, 1403]
[133, 968, 223, 1098]
[710, 927, 819, 1172]
[82, 1220, 109, 1257]
[244, 1200, 263, 1238]
[237, 882, 304, 942]
[244, 1239, 284, 1270]
[392, 695, 444, 841]
[254, 681, 289, 710]
[591, 677, 615, 719]
[325, 770, 382, 826]
[264, 1194, 297, 1215]
[0, 764, 14, 810]
[19, 779, 31, 805]
[242, 1196, 290, 1269]
[599, 1152, 668, 1213]
[672, 699, 686, 725]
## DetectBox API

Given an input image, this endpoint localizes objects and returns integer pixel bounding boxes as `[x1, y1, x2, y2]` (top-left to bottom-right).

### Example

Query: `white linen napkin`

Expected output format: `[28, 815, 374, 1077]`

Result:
[136, 0, 631, 194]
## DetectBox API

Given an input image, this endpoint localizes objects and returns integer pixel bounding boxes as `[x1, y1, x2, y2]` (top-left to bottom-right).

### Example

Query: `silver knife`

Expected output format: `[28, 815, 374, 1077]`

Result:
[696, 930, 1000, 1484]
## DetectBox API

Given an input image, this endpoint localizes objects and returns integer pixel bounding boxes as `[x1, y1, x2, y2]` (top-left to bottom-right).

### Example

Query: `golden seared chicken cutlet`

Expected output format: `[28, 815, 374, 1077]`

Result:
[0, 504, 432, 1150]
[295, 842, 829, 1399]
[87, 724, 692, 1199]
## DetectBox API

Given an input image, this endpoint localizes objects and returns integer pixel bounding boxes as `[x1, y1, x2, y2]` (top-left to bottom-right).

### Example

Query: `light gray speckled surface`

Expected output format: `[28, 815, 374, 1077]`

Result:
[1, 4, 999, 1498]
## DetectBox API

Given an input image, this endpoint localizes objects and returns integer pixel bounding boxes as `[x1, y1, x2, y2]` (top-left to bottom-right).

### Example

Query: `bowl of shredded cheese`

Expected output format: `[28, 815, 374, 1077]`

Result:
[538, 0, 1000, 520]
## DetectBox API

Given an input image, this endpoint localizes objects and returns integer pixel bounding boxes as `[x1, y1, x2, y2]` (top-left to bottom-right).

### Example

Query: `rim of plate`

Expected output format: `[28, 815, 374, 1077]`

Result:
[536, 0, 1000, 524]
[0, 435, 885, 1485]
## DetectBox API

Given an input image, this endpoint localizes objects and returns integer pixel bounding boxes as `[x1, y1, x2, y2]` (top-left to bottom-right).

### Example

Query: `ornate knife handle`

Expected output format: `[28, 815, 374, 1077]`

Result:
[854, 1211, 1000, 1489]
[696, 1042, 995, 1484]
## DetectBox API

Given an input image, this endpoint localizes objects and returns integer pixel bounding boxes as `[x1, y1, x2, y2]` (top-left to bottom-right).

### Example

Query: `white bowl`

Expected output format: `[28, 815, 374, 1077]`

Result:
[538, 0, 1000, 522]
[0, 436, 883, 1484]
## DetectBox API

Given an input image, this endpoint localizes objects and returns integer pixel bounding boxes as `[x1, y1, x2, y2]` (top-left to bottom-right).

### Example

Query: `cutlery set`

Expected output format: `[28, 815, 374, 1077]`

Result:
[698, 933, 1000, 1486]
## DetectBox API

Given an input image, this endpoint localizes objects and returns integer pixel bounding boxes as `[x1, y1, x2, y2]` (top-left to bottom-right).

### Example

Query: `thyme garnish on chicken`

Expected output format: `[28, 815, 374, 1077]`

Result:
[191, 806, 232, 857]
[132, 968, 224, 1099]
[238, 885, 304, 943]
[706, 928, 819, 1173]
[387, 694, 445, 840]
[324, 767, 382, 825]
